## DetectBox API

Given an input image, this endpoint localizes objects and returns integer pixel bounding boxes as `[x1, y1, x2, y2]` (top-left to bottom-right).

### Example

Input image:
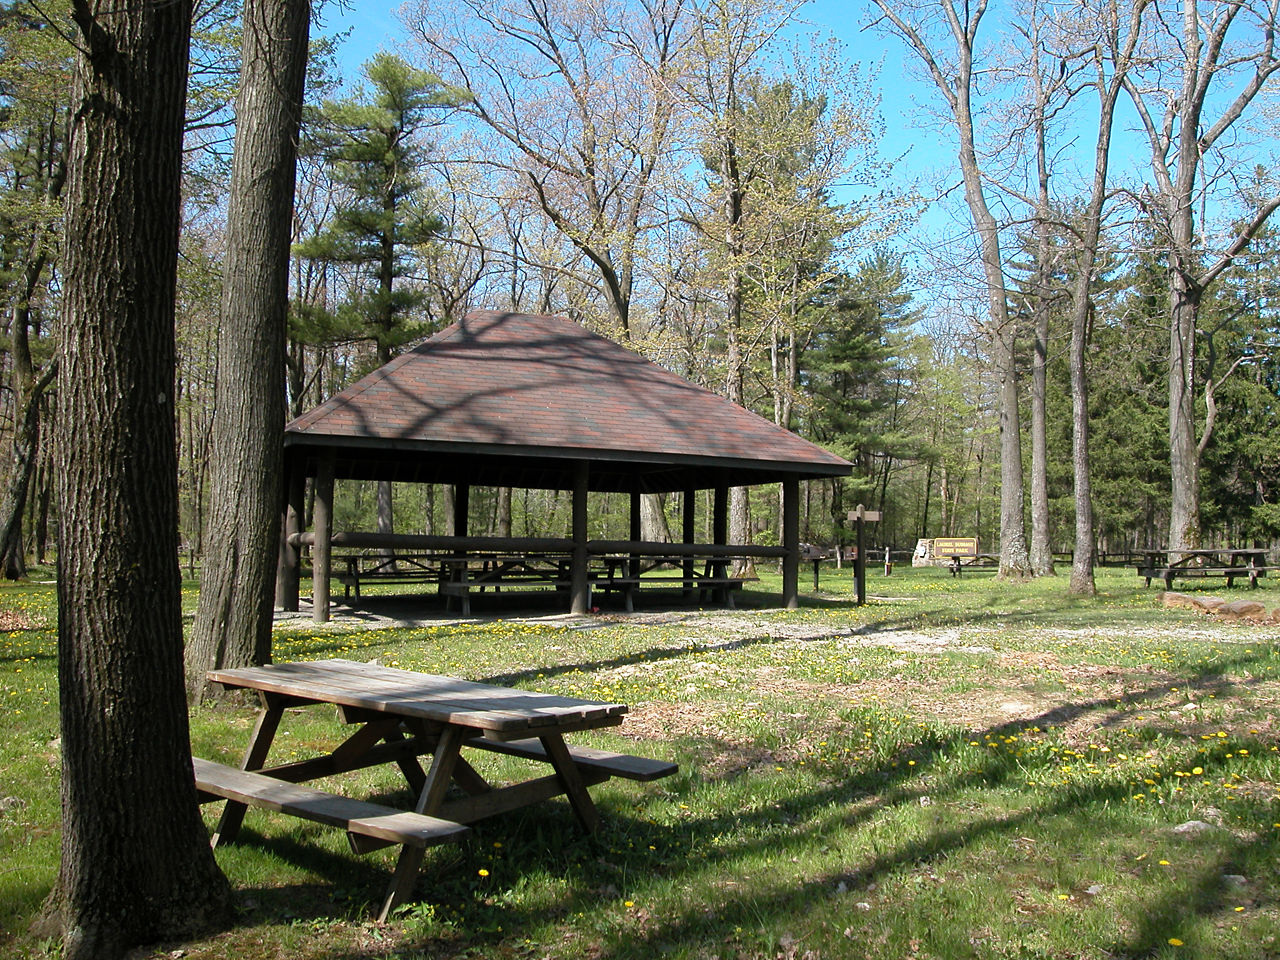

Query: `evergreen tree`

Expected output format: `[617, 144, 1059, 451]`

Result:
[294, 52, 454, 366]
[805, 252, 920, 542]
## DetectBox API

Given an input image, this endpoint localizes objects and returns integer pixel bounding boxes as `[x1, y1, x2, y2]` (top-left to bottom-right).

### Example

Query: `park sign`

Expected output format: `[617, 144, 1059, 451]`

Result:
[933, 537, 978, 558]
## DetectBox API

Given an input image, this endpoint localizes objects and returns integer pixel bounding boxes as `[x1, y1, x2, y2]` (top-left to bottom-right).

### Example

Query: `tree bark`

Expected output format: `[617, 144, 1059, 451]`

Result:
[47, 2, 232, 955]
[187, 0, 310, 695]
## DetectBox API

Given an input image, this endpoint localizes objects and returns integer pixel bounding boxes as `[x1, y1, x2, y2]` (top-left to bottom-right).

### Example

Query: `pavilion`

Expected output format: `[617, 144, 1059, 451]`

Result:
[276, 310, 852, 621]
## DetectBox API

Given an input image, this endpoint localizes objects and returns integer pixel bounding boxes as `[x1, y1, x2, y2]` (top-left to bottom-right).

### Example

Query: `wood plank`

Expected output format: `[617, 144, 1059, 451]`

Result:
[464, 736, 678, 781]
[209, 659, 627, 735]
[193, 758, 468, 848]
[435, 768, 610, 824]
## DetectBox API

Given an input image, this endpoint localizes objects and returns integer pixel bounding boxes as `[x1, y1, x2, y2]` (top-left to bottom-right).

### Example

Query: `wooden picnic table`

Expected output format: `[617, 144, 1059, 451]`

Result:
[1138, 547, 1272, 589]
[194, 658, 675, 920]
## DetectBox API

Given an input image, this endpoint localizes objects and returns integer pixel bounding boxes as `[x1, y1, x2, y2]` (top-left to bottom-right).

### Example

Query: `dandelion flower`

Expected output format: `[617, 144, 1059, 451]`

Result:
[478, 868, 490, 877]
[1168, 938, 1184, 946]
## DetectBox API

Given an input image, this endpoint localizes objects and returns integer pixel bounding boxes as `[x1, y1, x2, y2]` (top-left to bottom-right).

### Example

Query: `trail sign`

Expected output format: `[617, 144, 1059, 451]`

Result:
[847, 504, 881, 606]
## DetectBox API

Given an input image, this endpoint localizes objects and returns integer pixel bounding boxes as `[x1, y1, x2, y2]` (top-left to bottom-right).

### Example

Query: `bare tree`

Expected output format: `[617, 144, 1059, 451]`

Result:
[46, 1, 232, 955]
[187, 0, 311, 694]
[867, 0, 1032, 577]
[407, 0, 690, 339]
[1123, 0, 1280, 550]
[1057, 0, 1149, 594]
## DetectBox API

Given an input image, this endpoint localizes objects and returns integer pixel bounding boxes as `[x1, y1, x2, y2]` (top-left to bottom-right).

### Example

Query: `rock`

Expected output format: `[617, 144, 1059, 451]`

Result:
[1159, 592, 1200, 610]
[1216, 599, 1267, 620]
[1192, 596, 1226, 613]
[1222, 874, 1247, 887]
[1085, 884, 1104, 896]
[1172, 820, 1214, 835]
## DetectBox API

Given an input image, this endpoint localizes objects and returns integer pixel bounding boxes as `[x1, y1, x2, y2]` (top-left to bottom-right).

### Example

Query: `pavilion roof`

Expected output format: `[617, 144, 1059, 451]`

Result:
[284, 310, 851, 492]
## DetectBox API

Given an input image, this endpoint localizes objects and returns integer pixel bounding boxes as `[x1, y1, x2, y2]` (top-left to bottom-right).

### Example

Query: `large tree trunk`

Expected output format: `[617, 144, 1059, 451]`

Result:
[187, 0, 310, 695]
[46, 2, 232, 955]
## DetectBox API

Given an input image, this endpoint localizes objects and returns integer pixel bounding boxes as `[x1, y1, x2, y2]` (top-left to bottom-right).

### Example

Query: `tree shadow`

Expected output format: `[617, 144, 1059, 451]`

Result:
[286, 647, 1278, 959]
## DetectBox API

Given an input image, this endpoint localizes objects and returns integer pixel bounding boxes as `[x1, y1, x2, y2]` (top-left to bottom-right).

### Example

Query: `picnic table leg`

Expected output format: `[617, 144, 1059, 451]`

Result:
[539, 733, 600, 833]
[377, 725, 469, 922]
[212, 696, 285, 847]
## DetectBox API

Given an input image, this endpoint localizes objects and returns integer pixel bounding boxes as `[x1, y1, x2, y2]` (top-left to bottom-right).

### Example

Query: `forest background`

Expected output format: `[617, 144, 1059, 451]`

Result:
[1, 0, 1278, 587]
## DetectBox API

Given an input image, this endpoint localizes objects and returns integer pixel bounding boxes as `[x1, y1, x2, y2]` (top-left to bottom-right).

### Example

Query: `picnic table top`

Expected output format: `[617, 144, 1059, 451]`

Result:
[1142, 547, 1268, 564]
[207, 658, 628, 737]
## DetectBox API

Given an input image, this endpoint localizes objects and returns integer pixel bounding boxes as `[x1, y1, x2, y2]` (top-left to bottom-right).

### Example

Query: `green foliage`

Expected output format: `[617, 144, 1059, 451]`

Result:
[293, 53, 458, 363]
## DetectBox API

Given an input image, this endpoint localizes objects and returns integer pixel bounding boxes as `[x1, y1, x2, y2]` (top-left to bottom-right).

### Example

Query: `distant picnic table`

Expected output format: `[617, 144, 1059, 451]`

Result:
[1137, 548, 1273, 589]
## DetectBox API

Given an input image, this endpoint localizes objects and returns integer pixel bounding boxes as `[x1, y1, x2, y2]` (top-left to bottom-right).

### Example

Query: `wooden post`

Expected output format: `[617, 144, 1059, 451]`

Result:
[571, 462, 590, 614]
[629, 489, 642, 581]
[713, 484, 728, 545]
[682, 486, 696, 597]
[847, 505, 881, 607]
[312, 452, 334, 623]
[453, 483, 470, 539]
[855, 505, 866, 606]
[782, 476, 799, 609]
[275, 456, 304, 611]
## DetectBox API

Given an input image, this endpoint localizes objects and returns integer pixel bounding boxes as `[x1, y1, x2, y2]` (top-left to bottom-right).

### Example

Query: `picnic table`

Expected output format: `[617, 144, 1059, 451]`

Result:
[1138, 548, 1272, 589]
[194, 658, 676, 920]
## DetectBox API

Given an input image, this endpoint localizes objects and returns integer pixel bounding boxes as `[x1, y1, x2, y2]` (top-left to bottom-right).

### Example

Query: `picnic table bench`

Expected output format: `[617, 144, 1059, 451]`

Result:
[196, 659, 676, 920]
[336, 553, 444, 602]
[1137, 548, 1273, 589]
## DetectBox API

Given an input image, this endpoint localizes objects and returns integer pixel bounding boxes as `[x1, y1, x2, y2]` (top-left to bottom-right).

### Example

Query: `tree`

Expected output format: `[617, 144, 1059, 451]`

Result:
[294, 52, 450, 547]
[1045, 0, 1148, 595]
[1123, 0, 1280, 551]
[0, 4, 71, 578]
[868, 0, 1032, 578]
[407, 0, 689, 340]
[187, 0, 311, 695]
[46, 0, 232, 955]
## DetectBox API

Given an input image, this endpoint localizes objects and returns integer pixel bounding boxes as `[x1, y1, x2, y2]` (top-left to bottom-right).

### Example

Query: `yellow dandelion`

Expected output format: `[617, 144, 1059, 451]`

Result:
[478, 868, 490, 877]
[1168, 938, 1184, 946]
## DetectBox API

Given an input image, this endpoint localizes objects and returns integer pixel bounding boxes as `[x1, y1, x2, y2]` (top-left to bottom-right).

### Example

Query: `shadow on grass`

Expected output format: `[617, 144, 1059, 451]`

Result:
[248, 649, 1278, 959]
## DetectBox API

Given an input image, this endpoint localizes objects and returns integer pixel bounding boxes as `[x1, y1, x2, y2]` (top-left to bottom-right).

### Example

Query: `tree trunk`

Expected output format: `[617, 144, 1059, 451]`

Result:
[0, 362, 56, 579]
[187, 0, 311, 695]
[1168, 272, 1201, 551]
[47, 2, 232, 955]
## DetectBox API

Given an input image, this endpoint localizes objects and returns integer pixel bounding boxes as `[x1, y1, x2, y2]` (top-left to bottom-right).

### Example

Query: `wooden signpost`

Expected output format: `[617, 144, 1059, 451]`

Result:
[847, 504, 881, 605]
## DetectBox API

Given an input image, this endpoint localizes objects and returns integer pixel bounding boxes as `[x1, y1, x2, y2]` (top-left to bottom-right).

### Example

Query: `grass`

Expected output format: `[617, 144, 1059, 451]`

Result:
[1, 565, 1279, 959]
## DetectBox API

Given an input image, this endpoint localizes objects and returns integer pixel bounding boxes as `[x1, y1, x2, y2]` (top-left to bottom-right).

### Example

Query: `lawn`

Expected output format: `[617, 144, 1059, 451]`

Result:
[2, 565, 1279, 959]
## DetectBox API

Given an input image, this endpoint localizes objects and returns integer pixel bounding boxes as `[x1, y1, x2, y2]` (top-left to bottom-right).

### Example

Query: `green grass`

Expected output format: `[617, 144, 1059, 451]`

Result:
[2, 566, 1279, 959]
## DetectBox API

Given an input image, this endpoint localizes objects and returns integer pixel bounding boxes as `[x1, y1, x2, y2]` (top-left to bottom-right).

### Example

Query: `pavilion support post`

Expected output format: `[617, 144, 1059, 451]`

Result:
[782, 476, 800, 609]
[312, 452, 335, 623]
[452, 484, 470, 539]
[629, 490, 642, 580]
[571, 462, 590, 614]
[682, 487, 696, 597]
[711, 483, 729, 597]
[713, 484, 728, 546]
[275, 456, 304, 611]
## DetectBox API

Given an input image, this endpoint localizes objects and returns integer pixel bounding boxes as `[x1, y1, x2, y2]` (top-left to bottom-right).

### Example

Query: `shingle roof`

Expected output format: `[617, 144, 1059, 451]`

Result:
[285, 310, 850, 491]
